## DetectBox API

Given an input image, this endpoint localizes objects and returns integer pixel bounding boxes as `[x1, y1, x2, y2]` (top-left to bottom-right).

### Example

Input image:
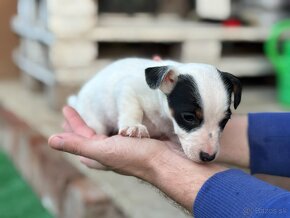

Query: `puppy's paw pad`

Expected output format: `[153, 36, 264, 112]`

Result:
[119, 125, 150, 138]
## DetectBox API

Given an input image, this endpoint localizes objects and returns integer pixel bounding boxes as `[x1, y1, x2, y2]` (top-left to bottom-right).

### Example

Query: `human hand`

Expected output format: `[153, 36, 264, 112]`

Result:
[49, 106, 226, 211]
[50, 106, 182, 179]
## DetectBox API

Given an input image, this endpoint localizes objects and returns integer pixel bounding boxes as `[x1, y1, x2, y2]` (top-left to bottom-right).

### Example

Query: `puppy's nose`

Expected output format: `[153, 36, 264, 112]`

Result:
[199, 151, 216, 162]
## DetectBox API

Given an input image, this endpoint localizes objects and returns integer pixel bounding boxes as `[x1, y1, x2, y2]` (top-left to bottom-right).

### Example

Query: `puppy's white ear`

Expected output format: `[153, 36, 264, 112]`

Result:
[145, 66, 178, 94]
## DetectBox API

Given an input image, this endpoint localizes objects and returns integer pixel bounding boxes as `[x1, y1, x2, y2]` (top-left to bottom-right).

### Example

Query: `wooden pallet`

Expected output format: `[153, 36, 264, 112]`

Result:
[12, 14, 273, 70]
[12, 0, 274, 109]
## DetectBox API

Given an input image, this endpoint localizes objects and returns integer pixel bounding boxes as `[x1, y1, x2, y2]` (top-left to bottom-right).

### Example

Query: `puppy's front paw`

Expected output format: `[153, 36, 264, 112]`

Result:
[118, 124, 150, 138]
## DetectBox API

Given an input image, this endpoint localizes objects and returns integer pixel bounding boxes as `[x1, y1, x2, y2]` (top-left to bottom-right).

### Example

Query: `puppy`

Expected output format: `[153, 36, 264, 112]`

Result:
[68, 58, 242, 163]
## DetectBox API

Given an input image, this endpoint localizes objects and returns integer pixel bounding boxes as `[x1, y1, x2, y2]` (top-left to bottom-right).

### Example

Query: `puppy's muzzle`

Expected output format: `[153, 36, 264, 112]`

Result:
[199, 151, 216, 162]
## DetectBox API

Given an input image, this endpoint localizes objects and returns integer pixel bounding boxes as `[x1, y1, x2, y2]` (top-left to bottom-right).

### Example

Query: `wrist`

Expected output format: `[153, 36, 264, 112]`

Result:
[146, 149, 227, 211]
[218, 115, 249, 167]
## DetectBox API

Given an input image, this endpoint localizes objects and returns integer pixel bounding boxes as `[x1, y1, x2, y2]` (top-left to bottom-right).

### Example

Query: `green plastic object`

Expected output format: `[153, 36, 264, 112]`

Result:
[265, 20, 290, 105]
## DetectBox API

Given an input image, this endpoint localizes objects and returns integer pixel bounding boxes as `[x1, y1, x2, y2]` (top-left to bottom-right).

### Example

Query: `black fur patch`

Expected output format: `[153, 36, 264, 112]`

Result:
[167, 74, 203, 132]
[219, 108, 232, 130]
[218, 70, 242, 109]
[145, 66, 169, 89]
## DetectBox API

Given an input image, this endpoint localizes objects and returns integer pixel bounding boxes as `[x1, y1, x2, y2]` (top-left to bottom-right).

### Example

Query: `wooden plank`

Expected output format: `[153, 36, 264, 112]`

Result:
[218, 55, 274, 77]
[90, 14, 270, 42]
[11, 14, 270, 43]
[91, 24, 269, 42]
[181, 40, 221, 63]
[196, 0, 231, 20]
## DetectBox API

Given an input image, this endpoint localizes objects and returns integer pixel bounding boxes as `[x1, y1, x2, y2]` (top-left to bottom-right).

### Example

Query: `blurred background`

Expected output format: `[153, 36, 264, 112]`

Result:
[0, 0, 290, 218]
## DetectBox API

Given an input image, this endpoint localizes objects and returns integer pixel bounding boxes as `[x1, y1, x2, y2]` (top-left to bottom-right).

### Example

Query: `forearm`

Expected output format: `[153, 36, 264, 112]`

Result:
[218, 115, 249, 168]
[194, 169, 290, 217]
[143, 150, 290, 217]
[145, 150, 226, 211]
[248, 113, 290, 177]
[219, 113, 290, 177]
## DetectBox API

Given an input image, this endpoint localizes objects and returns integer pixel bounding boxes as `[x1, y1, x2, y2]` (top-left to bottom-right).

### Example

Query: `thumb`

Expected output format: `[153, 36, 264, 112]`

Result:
[48, 132, 97, 159]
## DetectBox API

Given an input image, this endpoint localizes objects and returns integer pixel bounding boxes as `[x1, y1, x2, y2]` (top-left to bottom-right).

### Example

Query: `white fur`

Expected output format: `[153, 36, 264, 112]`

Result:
[69, 58, 229, 162]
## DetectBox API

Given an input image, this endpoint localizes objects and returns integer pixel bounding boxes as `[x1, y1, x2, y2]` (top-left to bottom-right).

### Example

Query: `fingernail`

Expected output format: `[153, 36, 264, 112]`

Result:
[49, 136, 64, 149]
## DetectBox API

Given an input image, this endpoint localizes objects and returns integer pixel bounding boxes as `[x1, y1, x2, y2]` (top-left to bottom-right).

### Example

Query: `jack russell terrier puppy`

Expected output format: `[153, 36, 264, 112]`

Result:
[68, 58, 242, 163]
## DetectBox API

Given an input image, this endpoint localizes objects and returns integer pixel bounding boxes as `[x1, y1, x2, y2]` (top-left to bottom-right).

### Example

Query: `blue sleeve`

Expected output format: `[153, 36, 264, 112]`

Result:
[248, 113, 290, 177]
[194, 169, 290, 218]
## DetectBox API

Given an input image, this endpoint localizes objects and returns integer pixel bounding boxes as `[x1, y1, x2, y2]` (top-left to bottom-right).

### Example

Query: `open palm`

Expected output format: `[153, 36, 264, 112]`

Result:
[49, 106, 181, 178]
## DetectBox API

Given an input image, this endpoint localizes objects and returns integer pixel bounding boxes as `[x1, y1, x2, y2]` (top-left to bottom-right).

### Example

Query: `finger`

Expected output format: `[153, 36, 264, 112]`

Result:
[62, 106, 97, 138]
[79, 156, 108, 170]
[62, 120, 72, 132]
[48, 132, 108, 160]
[63, 106, 107, 140]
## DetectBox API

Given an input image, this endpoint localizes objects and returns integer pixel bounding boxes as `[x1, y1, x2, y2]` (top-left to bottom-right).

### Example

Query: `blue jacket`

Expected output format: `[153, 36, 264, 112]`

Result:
[193, 113, 290, 217]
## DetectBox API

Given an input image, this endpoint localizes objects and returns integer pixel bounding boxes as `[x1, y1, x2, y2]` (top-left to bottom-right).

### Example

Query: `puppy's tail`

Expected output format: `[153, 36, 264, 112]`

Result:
[67, 95, 78, 109]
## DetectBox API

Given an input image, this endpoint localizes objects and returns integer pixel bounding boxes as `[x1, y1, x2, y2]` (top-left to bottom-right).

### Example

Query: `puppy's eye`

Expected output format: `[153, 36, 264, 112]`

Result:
[181, 112, 196, 122]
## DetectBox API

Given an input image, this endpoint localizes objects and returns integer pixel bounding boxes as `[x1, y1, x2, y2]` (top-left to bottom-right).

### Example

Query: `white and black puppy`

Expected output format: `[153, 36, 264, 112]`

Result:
[68, 58, 242, 163]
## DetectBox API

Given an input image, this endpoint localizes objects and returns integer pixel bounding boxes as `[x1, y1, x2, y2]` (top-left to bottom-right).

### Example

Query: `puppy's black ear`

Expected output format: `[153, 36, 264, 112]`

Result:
[219, 71, 242, 109]
[145, 66, 178, 94]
